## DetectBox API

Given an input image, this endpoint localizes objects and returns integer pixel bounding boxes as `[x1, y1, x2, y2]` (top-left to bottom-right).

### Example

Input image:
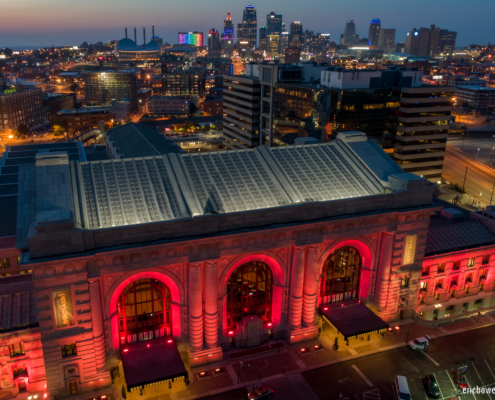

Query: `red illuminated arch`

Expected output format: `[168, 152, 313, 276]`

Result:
[221, 253, 285, 331]
[107, 270, 183, 351]
[318, 238, 374, 304]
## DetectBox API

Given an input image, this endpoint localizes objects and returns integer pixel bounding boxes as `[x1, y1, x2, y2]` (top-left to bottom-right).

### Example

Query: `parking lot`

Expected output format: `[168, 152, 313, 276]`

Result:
[302, 325, 495, 400]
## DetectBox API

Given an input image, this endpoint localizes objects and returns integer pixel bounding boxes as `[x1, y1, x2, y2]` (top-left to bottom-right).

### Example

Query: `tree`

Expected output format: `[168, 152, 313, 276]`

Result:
[52, 117, 66, 136]
[17, 124, 29, 138]
[183, 120, 195, 132]
[188, 102, 198, 117]
[69, 83, 79, 92]
[121, 385, 127, 400]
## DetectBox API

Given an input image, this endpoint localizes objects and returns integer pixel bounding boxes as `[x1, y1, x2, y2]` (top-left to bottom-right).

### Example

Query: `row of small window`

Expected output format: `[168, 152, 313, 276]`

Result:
[9, 342, 76, 357]
[418, 299, 484, 317]
[421, 271, 486, 290]
[422, 257, 490, 276]
[420, 284, 485, 302]
[1, 271, 32, 277]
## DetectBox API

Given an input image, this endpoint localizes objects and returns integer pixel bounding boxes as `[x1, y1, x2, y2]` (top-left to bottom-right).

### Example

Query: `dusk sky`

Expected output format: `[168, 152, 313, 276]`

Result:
[1, 0, 494, 48]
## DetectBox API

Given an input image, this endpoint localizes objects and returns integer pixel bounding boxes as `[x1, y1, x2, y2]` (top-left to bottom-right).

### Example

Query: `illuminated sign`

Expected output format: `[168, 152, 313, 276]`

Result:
[53, 289, 75, 328]
[178, 32, 203, 46]
[403, 234, 417, 265]
[414, 32, 419, 36]
[432, 75, 444, 80]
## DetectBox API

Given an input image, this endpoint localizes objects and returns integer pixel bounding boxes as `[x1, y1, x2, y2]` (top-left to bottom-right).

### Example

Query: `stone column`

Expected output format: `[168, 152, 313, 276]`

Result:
[288, 246, 306, 330]
[188, 263, 204, 351]
[375, 232, 395, 311]
[302, 245, 320, 327]
[88, 279, 107, 373]
[204, 261, 219, 348]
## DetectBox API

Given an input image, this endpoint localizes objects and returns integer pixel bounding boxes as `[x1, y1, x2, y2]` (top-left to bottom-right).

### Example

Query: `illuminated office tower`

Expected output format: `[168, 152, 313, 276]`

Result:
[344, 19, 358, 45]
[259, 27, 267, 51]
[237, 5, 257, 50]
[289, 21, 303, 48]
[368, 18, 381, 47]
[208, 29, 220, 56]
[266, 11, 282, 53]
[378, 29, 395, 52]
[221, 11, 234, 57]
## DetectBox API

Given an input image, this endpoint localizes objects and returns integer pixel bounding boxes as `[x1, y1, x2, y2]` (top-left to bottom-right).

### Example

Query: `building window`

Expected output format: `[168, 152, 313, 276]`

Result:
[62, 343, 77, 357]
[465, 273, 473, 284]
[9, 343, 25, 357]
[435, 293, 440, 301]
[420, 281, 427, 292]
[422, 266, 429, 276]
[468, 258, 475, 267]
[480, 270, 487, 281]
[465, 286, 470, 295]
[445, 305, 454, 317]
[2, 258, 10, 268]
[401, 277, 409, 289]
[482, 255, 490, 265]
[480, 283, 485, 292]
[453, 261, 460, 271]
[451, 289, 456, 298]
[419, 311, 424, 317]
[12, 364, 27, 378]
[420, 295, 425, 304]
[227, 261, 273, 329]
[320, 246, 361, 299]
[438, 263, 445, 273]
[436, 279, 443, 290]
[451, 276, 458, 287]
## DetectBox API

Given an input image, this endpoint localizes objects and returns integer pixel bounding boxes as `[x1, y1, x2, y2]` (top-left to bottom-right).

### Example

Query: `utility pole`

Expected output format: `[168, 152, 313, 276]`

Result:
[490, 182, 495, 206]
[462, 166, 468, 192]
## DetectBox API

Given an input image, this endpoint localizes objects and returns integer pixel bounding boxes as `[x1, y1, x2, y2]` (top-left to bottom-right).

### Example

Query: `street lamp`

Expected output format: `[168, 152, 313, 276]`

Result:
[476, 148, 480, 161]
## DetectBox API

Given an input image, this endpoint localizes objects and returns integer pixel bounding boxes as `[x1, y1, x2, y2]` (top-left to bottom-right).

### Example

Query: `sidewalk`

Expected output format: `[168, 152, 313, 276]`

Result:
[112, 313, 495, 400]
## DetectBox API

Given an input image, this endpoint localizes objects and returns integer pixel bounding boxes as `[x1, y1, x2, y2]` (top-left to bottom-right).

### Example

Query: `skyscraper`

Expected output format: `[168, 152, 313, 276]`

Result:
[237, 5, 257, 50]
[259, 26, 267, 51]
[343, 19, 358, 45]
[368, 18, 381, 47]
[178, 32, 203, 46]
[208, 29, 220, 56]
[289, 21, 303, 48]
[221, 11, 234, 57]
[378, 29, 395, 52]
[405, 25, 457, 57]
[266, 11, 282, 54]
[439, 29, 457, 55]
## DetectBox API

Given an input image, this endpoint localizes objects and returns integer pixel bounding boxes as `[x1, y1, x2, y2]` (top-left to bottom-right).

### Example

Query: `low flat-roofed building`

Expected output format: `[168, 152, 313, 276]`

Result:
[454, 86, 495, 108]
[50, 108, 115, 132]
[147, 96, 192, 116]
[105, 123, 184, 159]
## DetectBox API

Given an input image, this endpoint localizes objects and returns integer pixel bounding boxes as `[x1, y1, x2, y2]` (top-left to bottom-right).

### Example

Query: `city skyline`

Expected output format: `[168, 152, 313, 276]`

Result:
[1, 0, 493, 48]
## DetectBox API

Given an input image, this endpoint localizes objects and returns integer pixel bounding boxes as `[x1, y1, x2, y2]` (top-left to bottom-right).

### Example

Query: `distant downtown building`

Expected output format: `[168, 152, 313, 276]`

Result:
[405, 25, 457, 57]
[289, 21, 303, 48]
[0, 87, 47, 133]
[343, 19, 358, 45]
[161, 67, 206, 98]
[208, 29, 221, 56]
[237, 5, 257, 51]
[82, 71, 138, 110]
[178, 32, 204, 46]
[378, 29, 396, 52]
[368, 18, 381, 47]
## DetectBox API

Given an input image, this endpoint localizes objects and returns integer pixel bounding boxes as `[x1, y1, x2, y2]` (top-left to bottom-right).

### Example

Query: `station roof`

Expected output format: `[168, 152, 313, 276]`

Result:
[72, 140, 385, 230]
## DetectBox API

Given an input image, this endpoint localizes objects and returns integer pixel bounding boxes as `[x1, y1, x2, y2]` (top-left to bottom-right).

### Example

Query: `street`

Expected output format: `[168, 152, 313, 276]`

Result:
[200, 325, 495, 400]
[442, 144, 495, 206]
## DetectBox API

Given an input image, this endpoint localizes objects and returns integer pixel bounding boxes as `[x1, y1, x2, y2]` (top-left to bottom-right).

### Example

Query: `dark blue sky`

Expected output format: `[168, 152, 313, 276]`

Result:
[1, 0, 494, 48]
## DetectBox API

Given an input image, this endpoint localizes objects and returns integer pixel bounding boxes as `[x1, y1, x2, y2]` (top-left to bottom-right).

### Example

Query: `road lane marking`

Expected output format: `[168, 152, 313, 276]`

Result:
[363, 388, 380, 400]
[464, 376, 478, 400]
[352, 365, 373, 387]
[400, 354, 420, 372]
[433, 373, 444, 399]
[421, 350, 440, 366]
[472, 362, 493, 400]
[486, 359, 495, 380]
[446, 369, 457, 390]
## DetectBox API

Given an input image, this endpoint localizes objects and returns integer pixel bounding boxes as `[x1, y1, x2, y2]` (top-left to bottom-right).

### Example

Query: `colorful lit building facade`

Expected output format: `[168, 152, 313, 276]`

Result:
[178, 32, 204, 47]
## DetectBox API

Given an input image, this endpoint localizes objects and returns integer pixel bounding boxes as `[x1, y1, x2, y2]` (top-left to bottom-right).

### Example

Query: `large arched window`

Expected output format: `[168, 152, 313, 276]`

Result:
[320, 246, 361, 303]
[227, 261, 273, 328]
[117, 279, 172, 344]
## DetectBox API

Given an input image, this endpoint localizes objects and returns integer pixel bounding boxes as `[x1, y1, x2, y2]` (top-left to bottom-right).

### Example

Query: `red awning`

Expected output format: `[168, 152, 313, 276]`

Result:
[121, 337, 187, 390]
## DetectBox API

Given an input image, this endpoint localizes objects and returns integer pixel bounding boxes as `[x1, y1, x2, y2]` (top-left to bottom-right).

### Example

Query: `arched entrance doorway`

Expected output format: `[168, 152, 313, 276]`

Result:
[319, 246, 361, 304]
[117, 278, 172, 345]
[226, 261, 273, 328]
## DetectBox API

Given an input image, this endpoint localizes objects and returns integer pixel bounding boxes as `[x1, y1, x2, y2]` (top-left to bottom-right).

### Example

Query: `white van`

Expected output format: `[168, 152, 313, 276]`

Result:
[395, 375, 411, 400]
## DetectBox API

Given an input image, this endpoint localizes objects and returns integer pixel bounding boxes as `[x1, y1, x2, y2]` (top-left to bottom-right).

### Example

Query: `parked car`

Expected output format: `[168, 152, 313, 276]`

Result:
[248, 386, 274, 400]
[423, 375, 440, 398]
[408, 335, 431, 351]
[452, 371, 469, 389]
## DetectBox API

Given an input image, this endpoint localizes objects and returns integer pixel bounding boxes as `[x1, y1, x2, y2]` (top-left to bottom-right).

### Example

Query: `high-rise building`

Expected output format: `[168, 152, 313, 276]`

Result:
[368, 18, 381, 47]
[279, 32, 290, 54]
[267, 35, 280, 57]
[306, 34, 330, 56]
[289, 21, 303, 48]
[83, 71, 138, 110]
[221, 11, 234, 57]
[267, 11, 282, 35]
[178, 32, 203, 46]
[223, 75, 261, 149]
[237, 5, 257, 50]
[284, 47, 301, 63]
[162, 69, 206, 98]
[0, 87, 47, 133]
[378, 29, 395, 52]
[259, 26, 267, 51]
[388, 85, 454, 180]
[405, 25, 456, 57]
[208, 29, 221, 56]
[344, 19, 358, 45]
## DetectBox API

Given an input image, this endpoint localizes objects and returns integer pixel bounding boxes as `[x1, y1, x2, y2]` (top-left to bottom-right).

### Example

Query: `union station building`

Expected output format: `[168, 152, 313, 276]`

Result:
[1, 132, 495, 399]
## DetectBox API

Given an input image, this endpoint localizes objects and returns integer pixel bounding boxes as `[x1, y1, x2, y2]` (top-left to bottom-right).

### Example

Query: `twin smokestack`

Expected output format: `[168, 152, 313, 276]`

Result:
[125, 25, 155, 44]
